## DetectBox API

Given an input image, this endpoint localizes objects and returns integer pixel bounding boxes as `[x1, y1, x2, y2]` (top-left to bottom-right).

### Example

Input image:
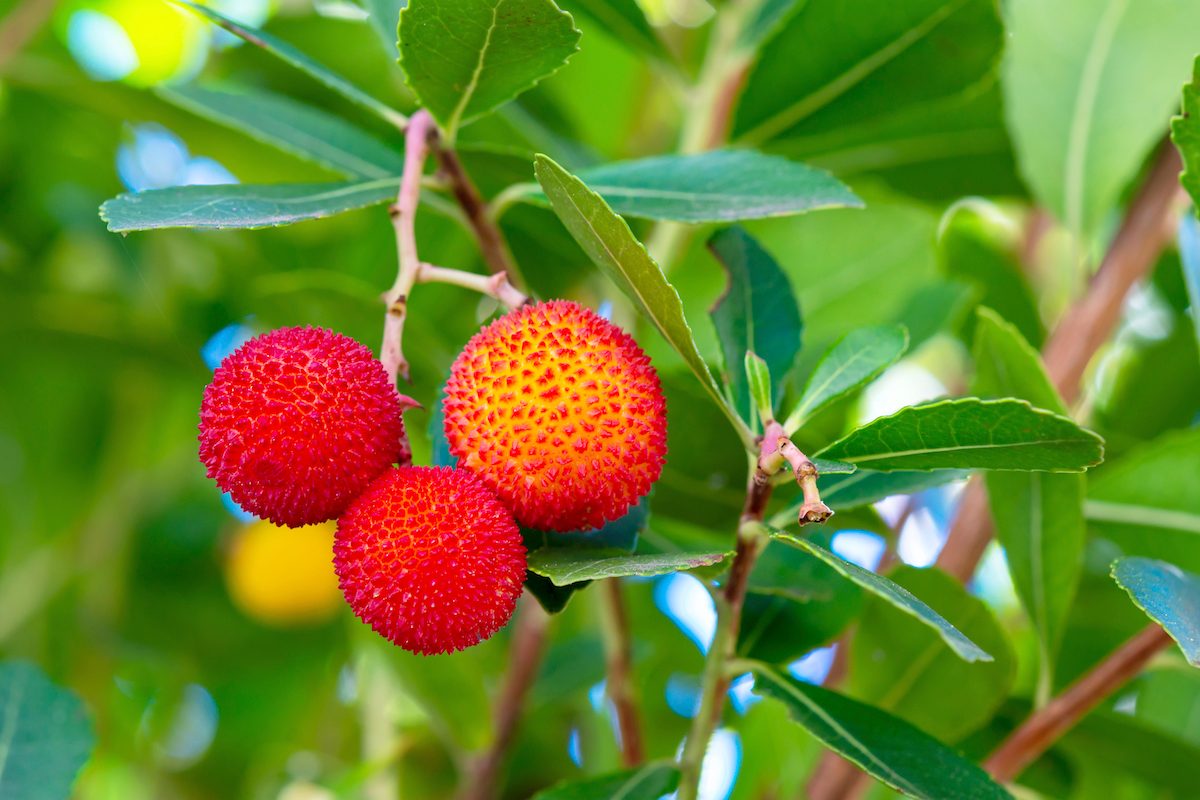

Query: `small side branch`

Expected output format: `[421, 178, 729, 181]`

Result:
[416, 263, 528, 311]
[598, 578, 645, 767]
[434, 145, 524, 286]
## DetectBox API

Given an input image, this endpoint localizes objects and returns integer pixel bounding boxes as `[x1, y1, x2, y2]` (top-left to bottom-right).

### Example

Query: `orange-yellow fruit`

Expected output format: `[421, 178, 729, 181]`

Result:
[443, 300, 667, 532]
[226, 520, 342, 626]
[334, 467, 526, 655]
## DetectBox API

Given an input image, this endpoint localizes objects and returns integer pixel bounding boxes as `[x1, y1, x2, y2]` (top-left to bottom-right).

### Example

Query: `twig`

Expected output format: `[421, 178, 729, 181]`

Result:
[416, 263, 528, 311]
[985, 624, 1173, 782]
[598, 578, 646, 767]
[434, 144, 524, 286]
[457, 598, 550, 800]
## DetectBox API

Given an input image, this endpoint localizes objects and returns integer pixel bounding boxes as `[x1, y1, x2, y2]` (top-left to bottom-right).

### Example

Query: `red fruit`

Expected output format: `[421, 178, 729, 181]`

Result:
[334, 467, 526, 655]
[199, 326, 405, 527]
[443, 300, 667, 532]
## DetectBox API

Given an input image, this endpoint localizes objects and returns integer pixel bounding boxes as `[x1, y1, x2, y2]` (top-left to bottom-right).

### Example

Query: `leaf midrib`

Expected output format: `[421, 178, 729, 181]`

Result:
[447, 0, 507, 139]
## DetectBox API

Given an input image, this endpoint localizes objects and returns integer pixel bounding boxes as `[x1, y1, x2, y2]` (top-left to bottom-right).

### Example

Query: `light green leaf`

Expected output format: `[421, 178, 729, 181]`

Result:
[817, 469, 969, 511]
[101, 180, 399, 232]
[526, 548, 730, 586]
[0, 662, 95, 800]
[1002, 0, 1200, 240]
[784, 324, 908, 433]
[1111, 557, 1200, 666]
[1173, 57, 1200, 210]
[708, 226, 803, 417]
[398, 0, 580, 138]
[753, 666, 1013, 800]
[159, 85, 406, 179]
[533, 154, 753, 445]
[557, 0, 671, 65]
[745, 352, 773, 425]
[734, 0, 1003, 149]
[516, 150, 861, 222]
[818, 397, 1104, 472]
[176, 0, 407, 128]
[532, 762, 680, 799]
[849, 566, 1016, 741]
[973, 308, 1082, 680]
[773, 532, 992, 662]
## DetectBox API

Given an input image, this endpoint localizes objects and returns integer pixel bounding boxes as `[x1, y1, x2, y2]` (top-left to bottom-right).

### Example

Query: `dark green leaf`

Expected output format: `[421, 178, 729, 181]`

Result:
[818, 469, 969, 511]
[818, 397, 1104, 472]
[532, 762, 680, 799]
[526, 548, 730, 586]
[1174, 57, 1200, 210]
[0, 662, 95, 800]
[1111, 557, 1200, 666]
[708, 226, 803, 416]
[1004, 0, 1200, 239]
[524, 572, 584, 614]
[533, 154, 752, 444]
[783, 324, 908, 433]
[398, 0, 580, 137]
[101, 180, 398, 232]
[159, 85, 406, 179]
[177, 0, 408, 128]
[849, 566, 1017, 741]
[772, 532, 992, 662]
[558, 0, 671, 65]
[973, 308, 1081, 680]
[753, 666, 1013, 800]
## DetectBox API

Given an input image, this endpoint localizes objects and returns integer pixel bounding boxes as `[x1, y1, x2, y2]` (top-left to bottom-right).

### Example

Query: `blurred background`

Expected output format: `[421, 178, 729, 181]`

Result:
[2, 0, 1199, 798]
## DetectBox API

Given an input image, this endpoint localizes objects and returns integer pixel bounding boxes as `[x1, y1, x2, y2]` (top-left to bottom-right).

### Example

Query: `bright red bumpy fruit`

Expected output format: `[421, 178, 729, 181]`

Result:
[334, 466, 527, 655]
[199, 326, 406, 527]
[443, 300, 667, 532]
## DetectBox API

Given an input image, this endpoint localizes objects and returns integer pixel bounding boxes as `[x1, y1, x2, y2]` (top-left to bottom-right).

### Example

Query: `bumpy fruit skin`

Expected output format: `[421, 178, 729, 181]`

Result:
[226, 520, 342, 626]
[199, 326, 405, 527]
[443, 300, 667, 532]
[334, 467, 526, 655]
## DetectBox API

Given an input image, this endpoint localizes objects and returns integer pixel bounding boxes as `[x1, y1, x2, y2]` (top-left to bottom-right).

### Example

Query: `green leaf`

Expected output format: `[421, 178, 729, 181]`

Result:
[973, 308, 1082, 679]
[398, 0, 580, 138]
[532, 762, 680, 799]
[734, 0, 1003, 150]
[708, 226, 803, 417]
[818, 469, 969, 511]
[1002, 0, 1200, 240]
[557, 0, 671, 65]
[745, 352, 773, 425]
[1174, 57, 1200, 210]
[784, 324, 908, 433]
[0, 661, 95, 799]
[772, 532, 992, 662]
[176, 0, 407, 128]
[526, 548, 730, 586]
[849, 566, 1017, 741]
[159, 85, 406, 179]
[517, 150, 861, 222]
[753, 666, 1013, 800]
[738, 0, 805, 50]
[533, 154, 753, 445]
[101, 180, 399, 232]
[818, 397, 1104, 472]
[1111, 557, 1200, 666]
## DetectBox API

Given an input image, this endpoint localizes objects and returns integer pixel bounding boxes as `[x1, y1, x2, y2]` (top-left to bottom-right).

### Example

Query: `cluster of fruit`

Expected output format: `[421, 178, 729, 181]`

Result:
[198, 301, 668, 654]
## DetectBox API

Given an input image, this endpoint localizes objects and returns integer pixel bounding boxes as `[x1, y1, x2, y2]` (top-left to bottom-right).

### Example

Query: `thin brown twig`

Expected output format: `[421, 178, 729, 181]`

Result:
[434, 145, 523, 286]
[457, 598, 551, 800]
[598, 578, 645, 767]
[985, 624, 1173, 782]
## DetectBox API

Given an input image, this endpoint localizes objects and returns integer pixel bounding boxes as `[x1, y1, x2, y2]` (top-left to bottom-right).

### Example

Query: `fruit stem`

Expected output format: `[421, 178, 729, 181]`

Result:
[416, 263, 528, 310]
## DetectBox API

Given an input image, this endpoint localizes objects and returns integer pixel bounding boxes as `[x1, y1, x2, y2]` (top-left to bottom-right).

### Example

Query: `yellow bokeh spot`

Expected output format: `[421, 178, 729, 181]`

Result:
[59, 0, 210, 86]
[225, 520, 343, 627]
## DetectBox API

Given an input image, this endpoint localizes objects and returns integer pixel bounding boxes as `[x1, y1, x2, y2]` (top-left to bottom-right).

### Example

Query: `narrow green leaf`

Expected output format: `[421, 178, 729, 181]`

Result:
[753, 666, 1013, 800]
[1111, 557, 1200, 666]
[818, 469, 969, 511]
[708, 226, 803, 417]
[0, 662, 95, 799]
[849, 566, 1017, 741]
[532, 762, 680, 799]
[159, 85, 406, 179]
[526, 548, 730, 586]
[1003, 0, 1200, 239]
[101, 180, 398, 232]
[533, 154, 753, 445]
[398, 0, 580, 138]
[1174, 57, 1200, 209]
[745, 352, 773, 425]
[784, 324, 908, 433]
[773, 533, 992, 662]
[176, 0, 408, 128]
[818, 397, 1104, 472]
[557, 0, 671, 65]
[973, 308, 1082, 681]
[518, 150, 861, 222]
